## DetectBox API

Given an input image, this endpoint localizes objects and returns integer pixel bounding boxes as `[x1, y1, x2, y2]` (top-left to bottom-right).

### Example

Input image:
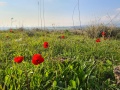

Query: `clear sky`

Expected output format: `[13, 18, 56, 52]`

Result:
[0, 0, 120, 27]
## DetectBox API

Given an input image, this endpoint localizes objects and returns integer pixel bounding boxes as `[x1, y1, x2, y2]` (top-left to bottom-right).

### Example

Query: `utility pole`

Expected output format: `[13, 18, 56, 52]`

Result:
[11, 18, 13, 28]
[78, 0, 82, 30]
[40, 0, 42, 30]
[43, 0, 45, 30]
[38, 1, 40, 29]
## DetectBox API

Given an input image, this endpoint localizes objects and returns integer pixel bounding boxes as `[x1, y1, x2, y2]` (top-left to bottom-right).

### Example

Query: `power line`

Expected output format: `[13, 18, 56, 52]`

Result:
[72, 3, 77, 30]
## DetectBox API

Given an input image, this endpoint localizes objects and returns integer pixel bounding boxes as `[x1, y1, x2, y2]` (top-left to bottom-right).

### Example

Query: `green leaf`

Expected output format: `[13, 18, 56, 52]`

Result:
[45, 72, 49, 77]
[5, 75, 9, 84]
[9, 85, 13, 90]
[0, 85, 3, 90]
[18, 69, 22, 75]
[70, 80, 76, 89]
[76, 77, 80, 86]
[52, 80, 57, 87]
[106, 60, 112, 65]
[69, 65, 73, 70]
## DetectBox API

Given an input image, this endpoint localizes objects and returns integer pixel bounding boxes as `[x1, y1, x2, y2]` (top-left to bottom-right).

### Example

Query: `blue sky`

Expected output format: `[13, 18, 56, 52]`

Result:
[0, 0, 120, 27]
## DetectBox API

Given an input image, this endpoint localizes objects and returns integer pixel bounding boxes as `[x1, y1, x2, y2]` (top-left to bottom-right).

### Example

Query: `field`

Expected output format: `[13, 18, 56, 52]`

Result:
[0, 29, 120, 90]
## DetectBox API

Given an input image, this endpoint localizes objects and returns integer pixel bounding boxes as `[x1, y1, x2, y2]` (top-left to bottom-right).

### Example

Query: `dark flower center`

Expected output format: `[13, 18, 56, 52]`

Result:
[36, 59, 40, 63]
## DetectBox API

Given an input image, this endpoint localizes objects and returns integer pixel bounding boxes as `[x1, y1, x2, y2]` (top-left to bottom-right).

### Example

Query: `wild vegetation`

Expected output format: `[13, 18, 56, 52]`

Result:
[0, 25, 120, 90]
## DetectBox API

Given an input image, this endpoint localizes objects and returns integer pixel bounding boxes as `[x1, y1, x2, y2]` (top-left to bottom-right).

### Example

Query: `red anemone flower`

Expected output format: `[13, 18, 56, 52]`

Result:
[10, 29, 13, 33]
[43, 42, 49, 48]
[14, 56, 24, 63]
[102, 31, 105, 36]
[96, 38, 100, 42]
[61, 35, 65, 39]
[32, 54, 44, 65]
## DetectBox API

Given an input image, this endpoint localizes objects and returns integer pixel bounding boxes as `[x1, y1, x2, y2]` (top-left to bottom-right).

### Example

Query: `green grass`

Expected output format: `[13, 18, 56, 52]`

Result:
[0, 30, 120, 90]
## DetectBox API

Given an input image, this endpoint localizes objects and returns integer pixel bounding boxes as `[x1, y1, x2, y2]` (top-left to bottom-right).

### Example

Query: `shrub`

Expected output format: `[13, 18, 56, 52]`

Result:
[86, 24, 120, 39]
[116, 33, 120, 39]
[25, 31, 35, 37]
[86, 24, 108, 38]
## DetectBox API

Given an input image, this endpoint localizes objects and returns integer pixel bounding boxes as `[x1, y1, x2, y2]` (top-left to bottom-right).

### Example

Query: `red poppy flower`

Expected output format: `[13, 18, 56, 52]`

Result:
[10, 29, 13, 33]
[32, 54, 44, 65]
[61, 35, 65, 39]
[102, 31, 105, 36]
[14, 56, 24, 63]
[43, 42, 49, 48]
[96, 38, 100, 42]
